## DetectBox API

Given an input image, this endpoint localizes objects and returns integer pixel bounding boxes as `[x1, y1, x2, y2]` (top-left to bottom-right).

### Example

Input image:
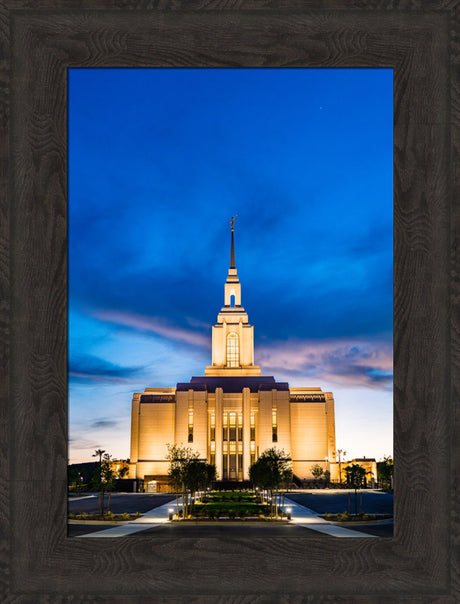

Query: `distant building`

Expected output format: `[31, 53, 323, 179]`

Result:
[129, 221, 336, 491]
[333, 458, 378, 485]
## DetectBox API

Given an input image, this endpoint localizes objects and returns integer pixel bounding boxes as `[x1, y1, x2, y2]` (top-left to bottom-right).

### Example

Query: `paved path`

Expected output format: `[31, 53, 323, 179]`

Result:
[284, 497, 377, 538]
[76, 499, 179, 538]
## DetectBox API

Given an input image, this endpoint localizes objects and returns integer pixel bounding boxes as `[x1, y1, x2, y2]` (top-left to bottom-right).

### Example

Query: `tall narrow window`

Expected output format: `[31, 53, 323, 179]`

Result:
[250, 411, 255, 442]
[272, 409, 278, 443]
[188, 410, 194, 443]
[229, 412, 237, 441]
[238, 441, 243, 480]
[210, 412, 215, 442]
[226, 332, 239, 367]
[250, 441, 256, 465]
[229, 441, 236, 479]
[230, 294, 235, 307]
[210, 441, 216, 466]
[223, 442, 228, 479]
[238, 413, 243, 441]
[223, 412, 228, 441]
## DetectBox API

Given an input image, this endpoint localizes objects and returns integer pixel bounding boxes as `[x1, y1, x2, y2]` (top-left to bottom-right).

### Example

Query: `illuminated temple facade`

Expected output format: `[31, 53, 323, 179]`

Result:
[129, 224, 336, 490]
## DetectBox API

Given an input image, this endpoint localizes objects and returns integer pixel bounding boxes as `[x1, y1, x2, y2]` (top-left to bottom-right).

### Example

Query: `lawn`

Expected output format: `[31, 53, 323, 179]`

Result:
[193, 501, 270, 517]
[201, 491, 260, 504]
[175, 491, 287, 520]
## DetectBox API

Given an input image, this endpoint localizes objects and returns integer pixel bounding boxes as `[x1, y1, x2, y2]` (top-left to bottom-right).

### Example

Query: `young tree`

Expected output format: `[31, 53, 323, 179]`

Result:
[345, 464, 366, 515]
[167, 444, 194, 517]
[310, 463, 324, 480]
[280, 461, 294, 517]
[166, 444, 216, 518]
[249, 448, 292, 518]
[205, 461, 217, 489]
[90, 452, 116, 515]
[91, 449, 106, 514]
[377, 455, 394, 490]
[101, 454, 117, 513]
[167, 446, 184, 516]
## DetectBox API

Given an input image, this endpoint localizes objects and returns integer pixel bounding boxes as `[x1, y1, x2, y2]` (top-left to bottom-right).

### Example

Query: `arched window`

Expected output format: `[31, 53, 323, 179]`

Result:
[230, 294, 235, 308]
[226, 332, 239, 367]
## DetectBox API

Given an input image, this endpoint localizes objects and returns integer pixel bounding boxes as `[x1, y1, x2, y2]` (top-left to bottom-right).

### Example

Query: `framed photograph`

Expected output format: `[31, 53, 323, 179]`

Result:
[67, 66, 393, 535]
[3, 3, 457, 601]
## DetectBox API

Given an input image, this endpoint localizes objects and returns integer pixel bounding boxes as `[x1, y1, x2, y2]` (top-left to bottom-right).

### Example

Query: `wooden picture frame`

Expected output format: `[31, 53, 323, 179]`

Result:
[2, 2, 458, 601]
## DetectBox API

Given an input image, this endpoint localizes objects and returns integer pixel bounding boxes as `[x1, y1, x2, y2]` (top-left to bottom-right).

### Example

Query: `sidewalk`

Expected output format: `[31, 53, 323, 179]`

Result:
[284, 497, 378, 538]
[76, 500, 179, 538]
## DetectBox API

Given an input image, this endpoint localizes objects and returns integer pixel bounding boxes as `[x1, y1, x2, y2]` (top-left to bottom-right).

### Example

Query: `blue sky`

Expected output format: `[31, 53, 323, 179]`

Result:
[68, 68, 393, 464]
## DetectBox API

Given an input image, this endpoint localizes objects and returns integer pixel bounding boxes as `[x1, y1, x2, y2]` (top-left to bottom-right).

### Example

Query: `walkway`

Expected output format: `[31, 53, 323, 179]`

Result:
[284, 496, 377, 538]
[75, 499, 178, 538]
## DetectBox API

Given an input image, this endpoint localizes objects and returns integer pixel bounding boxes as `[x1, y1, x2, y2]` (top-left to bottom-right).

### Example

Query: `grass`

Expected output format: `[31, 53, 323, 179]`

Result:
[193, 502, 269, 516]
[177, 491, 287, 520]
[202, 491, 259, 503]
[68, 511, 141, 521]
[321, 512, 393, 522]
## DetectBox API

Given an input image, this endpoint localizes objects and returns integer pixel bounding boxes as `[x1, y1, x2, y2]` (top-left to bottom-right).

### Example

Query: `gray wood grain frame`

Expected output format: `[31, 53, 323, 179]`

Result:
[1, 2, 458, 602]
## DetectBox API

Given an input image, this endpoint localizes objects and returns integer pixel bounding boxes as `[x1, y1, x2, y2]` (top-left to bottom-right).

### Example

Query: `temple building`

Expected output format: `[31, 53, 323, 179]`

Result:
[129, 221, 336, 491]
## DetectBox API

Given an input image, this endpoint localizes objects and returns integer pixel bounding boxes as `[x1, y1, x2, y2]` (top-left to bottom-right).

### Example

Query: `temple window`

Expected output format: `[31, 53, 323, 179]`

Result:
[226, 332, 239, 367]
[188, 410, 194, 443]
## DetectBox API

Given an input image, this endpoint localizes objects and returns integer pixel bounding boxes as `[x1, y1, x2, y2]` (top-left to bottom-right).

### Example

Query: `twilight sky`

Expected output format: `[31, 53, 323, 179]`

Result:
[68, 68, 393, 465]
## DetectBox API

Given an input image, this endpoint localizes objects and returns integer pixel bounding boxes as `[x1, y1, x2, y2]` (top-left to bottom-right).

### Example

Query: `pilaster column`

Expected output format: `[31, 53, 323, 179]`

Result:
[242, 387, 251, 479]
[215, 388, 223, 480]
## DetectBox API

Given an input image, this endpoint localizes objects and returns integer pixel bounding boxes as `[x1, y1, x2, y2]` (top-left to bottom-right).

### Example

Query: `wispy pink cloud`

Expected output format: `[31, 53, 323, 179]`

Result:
[257, 337, 393, 390]
[93, 309, 211, 349]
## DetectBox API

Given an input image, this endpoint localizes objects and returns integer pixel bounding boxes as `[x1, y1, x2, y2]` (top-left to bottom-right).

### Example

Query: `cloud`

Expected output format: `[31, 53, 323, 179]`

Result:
[68, 436, 103, 450]
[257, 337, 393, 390]
[92, 309, 211, 349]
[90, 418, 119, 429]
[69, 353, 145, 384]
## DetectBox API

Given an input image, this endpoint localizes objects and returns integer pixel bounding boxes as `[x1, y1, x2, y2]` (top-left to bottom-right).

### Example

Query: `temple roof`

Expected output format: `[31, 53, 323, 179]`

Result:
[176, 375, 289, 393]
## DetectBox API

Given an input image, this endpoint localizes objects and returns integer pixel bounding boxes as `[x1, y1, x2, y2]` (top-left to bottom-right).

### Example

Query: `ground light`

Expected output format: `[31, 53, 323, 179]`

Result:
[286, 507, 292, 520]
[168, 508, 174, 521]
